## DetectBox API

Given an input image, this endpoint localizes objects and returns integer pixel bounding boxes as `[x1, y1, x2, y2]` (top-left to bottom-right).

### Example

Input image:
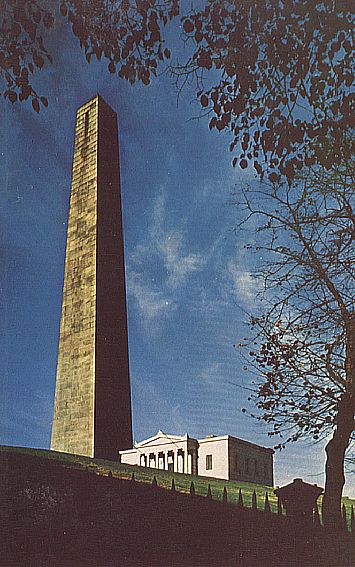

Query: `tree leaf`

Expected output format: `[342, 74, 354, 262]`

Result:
[32, 98, 40, 113]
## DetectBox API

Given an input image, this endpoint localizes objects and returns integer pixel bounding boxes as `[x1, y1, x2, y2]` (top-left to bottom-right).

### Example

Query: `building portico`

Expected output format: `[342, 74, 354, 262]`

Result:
[119, 431, 199, 475]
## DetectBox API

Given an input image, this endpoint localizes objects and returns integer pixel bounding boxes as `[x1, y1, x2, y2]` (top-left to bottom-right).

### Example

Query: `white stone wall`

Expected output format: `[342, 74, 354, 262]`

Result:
[198, 437, 229, 480]
[119, 450, 139, 466]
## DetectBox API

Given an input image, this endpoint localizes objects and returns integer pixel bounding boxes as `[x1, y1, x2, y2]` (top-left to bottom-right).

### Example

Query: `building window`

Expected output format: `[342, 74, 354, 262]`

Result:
[158, 452, 165, 469]
[206, 454, 213, 470]
[245, 458, 250, 473]
[167, 450, 174, 472]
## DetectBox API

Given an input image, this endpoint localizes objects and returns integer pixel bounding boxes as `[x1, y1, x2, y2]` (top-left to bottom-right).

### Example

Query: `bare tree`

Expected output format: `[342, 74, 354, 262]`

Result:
[238, 160, 354, 527]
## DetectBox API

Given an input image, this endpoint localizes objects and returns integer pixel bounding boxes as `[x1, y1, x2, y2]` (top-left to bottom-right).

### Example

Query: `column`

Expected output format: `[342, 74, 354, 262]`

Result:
[177, 449, 184, 473]
[187, 453, 192, 474]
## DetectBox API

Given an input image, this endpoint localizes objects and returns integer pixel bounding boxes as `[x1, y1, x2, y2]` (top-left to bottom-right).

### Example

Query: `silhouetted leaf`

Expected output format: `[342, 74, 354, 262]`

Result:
[7, 90, 17, 103]
[183, 19, 194, 33]
[32, 98, 40, 113]
[60, 3, 67, 17]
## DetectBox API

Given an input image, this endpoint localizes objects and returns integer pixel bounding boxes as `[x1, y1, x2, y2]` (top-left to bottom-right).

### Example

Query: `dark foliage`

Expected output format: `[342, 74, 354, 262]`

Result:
[1, 1, 353, 179]
[0, 0, 176, 109]
[179, 0, 354, 180]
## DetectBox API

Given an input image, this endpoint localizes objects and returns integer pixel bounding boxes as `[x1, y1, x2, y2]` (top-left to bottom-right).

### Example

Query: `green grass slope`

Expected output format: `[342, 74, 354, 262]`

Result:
[1, 444, 354, 522]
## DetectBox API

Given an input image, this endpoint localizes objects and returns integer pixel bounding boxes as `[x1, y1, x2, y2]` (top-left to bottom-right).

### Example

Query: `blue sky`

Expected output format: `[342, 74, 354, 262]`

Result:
[0, 12, 353, 496]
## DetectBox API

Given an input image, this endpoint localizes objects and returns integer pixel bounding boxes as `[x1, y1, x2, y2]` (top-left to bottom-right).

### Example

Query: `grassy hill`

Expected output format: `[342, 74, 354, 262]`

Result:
[1, 444, 354, 521]
[3, 445, 354, 567]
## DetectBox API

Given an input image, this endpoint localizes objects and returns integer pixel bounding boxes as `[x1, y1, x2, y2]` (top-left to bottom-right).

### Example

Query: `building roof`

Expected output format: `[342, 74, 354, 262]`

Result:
[119, 431, 274, 455]
[134, 430, 190, 449]
[197, 434, 274, 454]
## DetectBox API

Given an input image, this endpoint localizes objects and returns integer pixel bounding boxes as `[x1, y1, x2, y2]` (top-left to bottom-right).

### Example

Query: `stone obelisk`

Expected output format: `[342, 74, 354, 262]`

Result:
[51, 95, 132, 460]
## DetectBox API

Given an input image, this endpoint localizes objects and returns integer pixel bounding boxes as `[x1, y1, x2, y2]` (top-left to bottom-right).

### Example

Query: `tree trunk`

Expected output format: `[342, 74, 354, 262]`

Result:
[323, 315, 354, 529]
[322, 407, 353, 529]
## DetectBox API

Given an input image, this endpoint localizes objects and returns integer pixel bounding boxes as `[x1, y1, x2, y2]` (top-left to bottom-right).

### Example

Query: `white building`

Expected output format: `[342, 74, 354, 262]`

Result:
[119, 431, 274, 486]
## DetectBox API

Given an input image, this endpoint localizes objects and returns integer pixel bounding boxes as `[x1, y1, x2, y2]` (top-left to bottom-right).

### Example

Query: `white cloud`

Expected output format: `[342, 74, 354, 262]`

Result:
[227, 259, 260, 306]
[127, 190, 209, 326]
[150, 192, 206, 290]
[198, 361, 225, 386]
[127, 269, 176, 324]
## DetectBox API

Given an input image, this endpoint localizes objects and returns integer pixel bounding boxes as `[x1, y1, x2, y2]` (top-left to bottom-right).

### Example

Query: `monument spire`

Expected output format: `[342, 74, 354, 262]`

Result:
[51, 95, 132, 460]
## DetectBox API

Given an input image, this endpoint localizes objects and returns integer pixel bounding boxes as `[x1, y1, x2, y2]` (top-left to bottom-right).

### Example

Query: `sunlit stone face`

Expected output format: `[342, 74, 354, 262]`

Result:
[51, 96, 132, 459]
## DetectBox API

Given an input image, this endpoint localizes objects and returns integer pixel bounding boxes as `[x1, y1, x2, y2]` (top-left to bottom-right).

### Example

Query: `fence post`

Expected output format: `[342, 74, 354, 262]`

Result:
[264, 492, 271, 513]
[207, 484, 212, 499]
[171, 478, 176, 492]
[252, 490, 257, 511]
[342, 504, 348, 531]
[190, 481, 195, 496]
[277, 495, 283, 515]
[313, 505, 321, 527]
[237, 488, 244, 509]
[131, 472, 135, 482]
[151, 476, 158, 488]
[222, 486, 228, 504]
[351, 505, 354, 533]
